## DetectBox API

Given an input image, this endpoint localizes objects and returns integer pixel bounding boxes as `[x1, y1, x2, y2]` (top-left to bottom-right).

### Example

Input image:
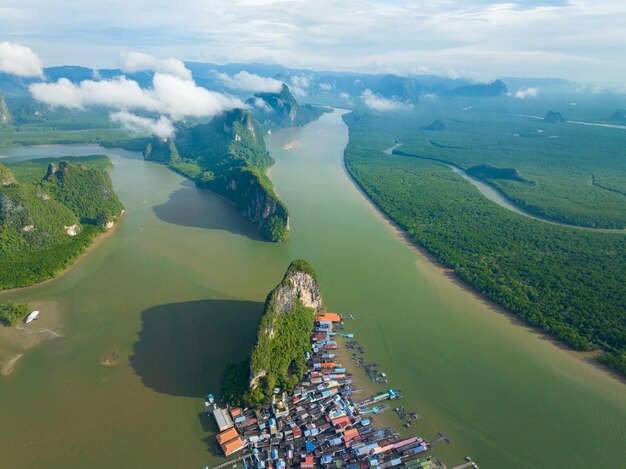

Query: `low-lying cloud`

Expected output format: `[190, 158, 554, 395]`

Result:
[30, 73, 243, 121]
[514, 87, 540, 99]
[110, 111, 175, 139]
[119, 50, 192, 81]
[289, 75, 310, 97]
[0, 41, 43, 78]
[216, 71, 283, 93]
[361, 89, 412, 111]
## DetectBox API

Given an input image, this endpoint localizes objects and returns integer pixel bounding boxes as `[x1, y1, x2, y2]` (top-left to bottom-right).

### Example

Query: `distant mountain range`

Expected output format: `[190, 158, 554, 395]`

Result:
[0, 61, 581, 106]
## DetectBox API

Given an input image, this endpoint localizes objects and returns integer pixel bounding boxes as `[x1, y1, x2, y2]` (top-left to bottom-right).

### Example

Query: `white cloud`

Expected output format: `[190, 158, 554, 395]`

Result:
[0, 41, 43, 78]
[110, 111, 175, 139]
[319, 82, 333, 91]
[339, 92, 350, 99]
[29, 73, 243, 120]
[288, 75, 310, 97]
[119, 50, 192, 80]
[360, 89, 412, 112]
[251, 97, 272, 112]
[420, 92, 438, 102]
[29, 70, 244, 138]
[3, 1, 626, 83]
[216, 71, 283, 93]
[515, 87, 540, 99]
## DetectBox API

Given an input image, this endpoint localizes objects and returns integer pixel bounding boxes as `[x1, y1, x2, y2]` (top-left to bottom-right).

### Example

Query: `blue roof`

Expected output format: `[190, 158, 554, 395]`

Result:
[305, 441, 315, 451]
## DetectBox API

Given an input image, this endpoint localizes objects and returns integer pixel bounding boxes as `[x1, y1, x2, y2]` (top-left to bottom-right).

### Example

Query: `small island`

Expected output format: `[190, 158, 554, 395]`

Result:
[209, 260, 476, 468]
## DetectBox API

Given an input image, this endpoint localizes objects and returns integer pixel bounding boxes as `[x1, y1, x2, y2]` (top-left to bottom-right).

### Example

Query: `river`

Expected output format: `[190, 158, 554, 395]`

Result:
[0, 110, 625, 468]
[384, 144, 626, 233]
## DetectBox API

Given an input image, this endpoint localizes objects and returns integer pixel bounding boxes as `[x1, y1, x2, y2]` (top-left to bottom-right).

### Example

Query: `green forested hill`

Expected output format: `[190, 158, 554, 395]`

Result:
[222, 259, 322, 406]
[0, 157, 123, 289]
[144, 108, 289, 242]
[343, 111, 626, 377]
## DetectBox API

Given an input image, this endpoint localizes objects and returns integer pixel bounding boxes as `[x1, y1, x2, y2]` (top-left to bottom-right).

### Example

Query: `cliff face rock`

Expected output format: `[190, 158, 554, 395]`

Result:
[247, 84, 324, 128]
[147, 108, 290, 241]
[249, 260, 322, 393]
[211, 167, 290, 241]
[0, 94, 10, 126]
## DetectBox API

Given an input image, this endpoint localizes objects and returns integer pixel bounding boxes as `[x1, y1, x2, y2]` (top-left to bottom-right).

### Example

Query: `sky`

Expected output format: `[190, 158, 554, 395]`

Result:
[1, 0, 625, 82]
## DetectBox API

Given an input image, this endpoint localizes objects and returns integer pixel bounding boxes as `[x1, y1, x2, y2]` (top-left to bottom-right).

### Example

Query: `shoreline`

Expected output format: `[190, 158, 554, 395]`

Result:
[340, 143, 626, 385]
[0, 215, 124, 296]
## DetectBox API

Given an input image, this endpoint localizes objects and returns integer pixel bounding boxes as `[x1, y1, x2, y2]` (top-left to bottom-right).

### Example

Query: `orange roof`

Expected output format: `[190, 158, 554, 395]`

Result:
[331, 416, 351, 428]
[222, 436, 244, 456]
[317, 313, 341, 323]
[230, 407, 242, 417]
[343, 428, 359, 442]
[216, 427, 239, 444]
[301, 455, 315, 468]
[320, 362, 337, 368]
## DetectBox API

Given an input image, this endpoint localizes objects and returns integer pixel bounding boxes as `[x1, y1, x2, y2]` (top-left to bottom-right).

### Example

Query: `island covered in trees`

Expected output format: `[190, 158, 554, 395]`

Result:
[221, 259, 323, 406]
[0, 156, 123, 289]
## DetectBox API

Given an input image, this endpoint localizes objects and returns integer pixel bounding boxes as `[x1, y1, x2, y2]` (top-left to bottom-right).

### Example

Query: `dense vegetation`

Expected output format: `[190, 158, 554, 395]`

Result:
[343, 110, 626, 376]
[0, 302, 29, 326]
[222, 259, 320, 406]
[0, 157, 123, 289]
[145, 108, 290, 241]
[376, 103, 626, 229]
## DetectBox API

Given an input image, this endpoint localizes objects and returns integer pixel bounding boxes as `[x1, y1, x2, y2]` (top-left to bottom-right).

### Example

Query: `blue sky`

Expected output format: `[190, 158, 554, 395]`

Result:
[1, 0, 625, 82]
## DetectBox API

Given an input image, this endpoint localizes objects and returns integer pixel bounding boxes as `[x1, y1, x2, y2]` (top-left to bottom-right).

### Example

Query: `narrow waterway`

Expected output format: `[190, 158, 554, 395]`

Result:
[0, 111, 624, 468]
[385, 144, 626, 233]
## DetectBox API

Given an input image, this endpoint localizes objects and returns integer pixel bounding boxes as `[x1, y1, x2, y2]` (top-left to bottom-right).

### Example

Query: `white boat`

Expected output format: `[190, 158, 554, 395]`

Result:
[24, 310, 40, 324]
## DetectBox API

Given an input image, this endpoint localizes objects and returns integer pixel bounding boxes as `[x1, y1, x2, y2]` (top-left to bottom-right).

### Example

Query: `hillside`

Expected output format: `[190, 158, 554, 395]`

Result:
[246, 84, 325, 128]
[222, 260, 323, 406]
[0, 157, 124, 289]
[144, 108, 290, 241]
[447, 79, 508, 97]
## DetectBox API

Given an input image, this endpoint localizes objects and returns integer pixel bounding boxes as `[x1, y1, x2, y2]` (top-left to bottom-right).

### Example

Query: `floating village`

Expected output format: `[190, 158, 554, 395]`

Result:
[204, 313, 479, 469]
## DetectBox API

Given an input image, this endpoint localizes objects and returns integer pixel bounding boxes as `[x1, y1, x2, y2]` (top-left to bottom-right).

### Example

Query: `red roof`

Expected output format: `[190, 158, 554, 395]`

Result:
[291, 424, 303, 438]
[317, 313, 341, 323]
[301, 455, 315, 468]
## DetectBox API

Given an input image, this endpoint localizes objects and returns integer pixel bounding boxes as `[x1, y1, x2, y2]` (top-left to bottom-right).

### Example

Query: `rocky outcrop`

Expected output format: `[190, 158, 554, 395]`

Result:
[0, 164, 16, 186]
[544, 111, 565, 123]
[210, 167, 290, 241]
[249, 260, 322, 391]
[425, 119, 445, 131]
[0, 94, 10, 126]
[608, 110, 626, 122]
[247, 84, 324, 128]
[64, 224, 80, 236]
